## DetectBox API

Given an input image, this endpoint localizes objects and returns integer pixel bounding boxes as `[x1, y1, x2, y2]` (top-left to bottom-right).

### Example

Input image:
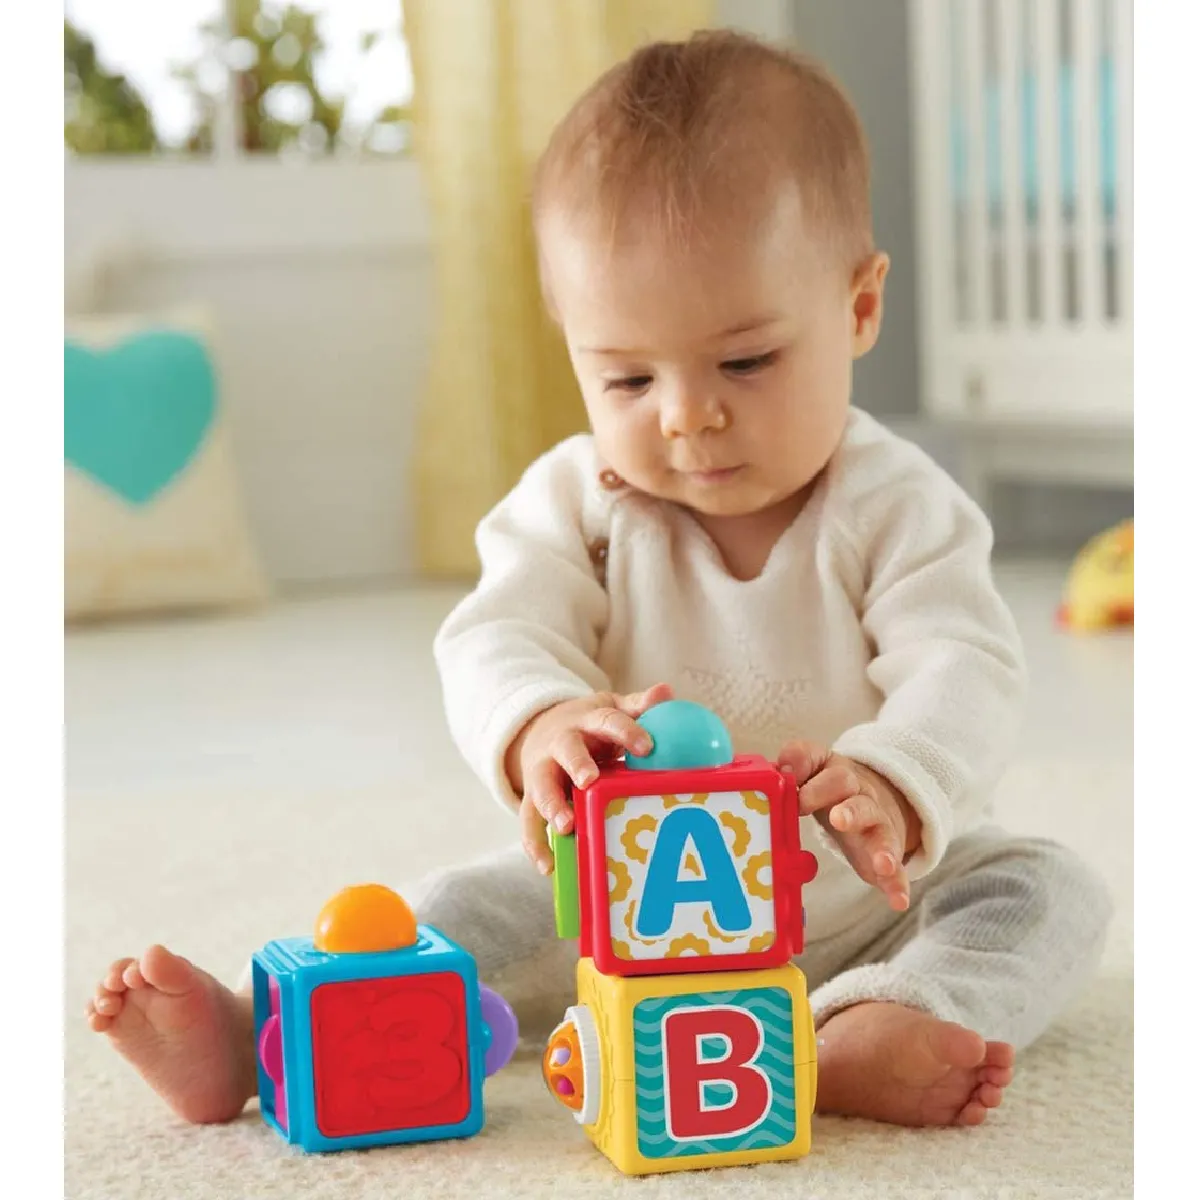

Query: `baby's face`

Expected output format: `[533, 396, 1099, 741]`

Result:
[542, 185, 886, 519]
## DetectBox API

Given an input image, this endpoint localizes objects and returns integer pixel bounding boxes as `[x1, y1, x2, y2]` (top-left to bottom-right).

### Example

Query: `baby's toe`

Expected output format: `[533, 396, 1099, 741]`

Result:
[984, 1040, 1015, 1069]
[91, 987, 124, 1020]
[85, 999, 114, 1032]
[139, 944, 199, 996]
[927, 1021, 987, 1071]
[122, 960, 147, 990]
[104, 957, 136, 993]
[975, 1082, 1005, 1109]
[980, 1063, 1015, 1088]
[955, 1098, 989, 1126]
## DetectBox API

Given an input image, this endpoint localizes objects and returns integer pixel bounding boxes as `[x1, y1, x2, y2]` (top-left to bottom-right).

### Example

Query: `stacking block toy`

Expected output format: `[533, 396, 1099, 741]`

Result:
[252, 883, 519, 1153]
[544, 700, 820, 1176]
[543, 958, 817, 1174]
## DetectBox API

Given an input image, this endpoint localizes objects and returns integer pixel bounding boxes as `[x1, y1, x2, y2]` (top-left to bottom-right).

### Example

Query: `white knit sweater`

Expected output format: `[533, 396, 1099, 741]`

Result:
[434, 408, 1028, 943]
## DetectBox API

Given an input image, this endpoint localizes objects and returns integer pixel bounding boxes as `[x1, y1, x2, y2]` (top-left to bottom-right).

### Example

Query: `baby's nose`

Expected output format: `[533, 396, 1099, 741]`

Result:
[660, 391, 724, 438]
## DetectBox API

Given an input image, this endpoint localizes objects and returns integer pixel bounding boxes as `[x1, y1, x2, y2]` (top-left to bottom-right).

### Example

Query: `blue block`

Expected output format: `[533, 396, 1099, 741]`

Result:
[252, 925, 492, 1153]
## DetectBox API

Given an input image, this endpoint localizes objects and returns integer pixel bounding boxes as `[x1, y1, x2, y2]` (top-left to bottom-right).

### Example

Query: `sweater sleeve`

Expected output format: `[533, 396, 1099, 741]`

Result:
[827, 423, 1028, 878]
[433, 436, 613, 813]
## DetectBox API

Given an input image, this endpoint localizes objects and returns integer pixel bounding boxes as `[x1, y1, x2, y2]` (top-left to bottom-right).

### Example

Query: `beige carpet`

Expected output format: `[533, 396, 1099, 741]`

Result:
[65, 578, 1133, 1199]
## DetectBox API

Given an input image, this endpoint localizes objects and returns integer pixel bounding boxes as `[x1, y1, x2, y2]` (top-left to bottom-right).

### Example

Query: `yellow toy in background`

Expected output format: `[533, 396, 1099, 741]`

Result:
[1058, 520, 1134, 633]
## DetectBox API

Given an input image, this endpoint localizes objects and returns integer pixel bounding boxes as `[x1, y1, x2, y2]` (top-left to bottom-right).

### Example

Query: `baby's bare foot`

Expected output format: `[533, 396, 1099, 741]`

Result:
[816, 1002, 1014, 1126]
[86, 945, 257, 1124]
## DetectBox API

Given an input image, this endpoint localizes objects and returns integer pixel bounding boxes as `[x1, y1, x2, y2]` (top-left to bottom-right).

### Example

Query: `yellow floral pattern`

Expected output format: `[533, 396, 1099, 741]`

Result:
[666, 933, 711, 957]
[664, 793, 707, 808]
[744, 851, 774, 901]
[620, 814, 658, 864]
[742, 789, 771, 815]
[720, 811, 751, 857]
[607, 858, 632, 903]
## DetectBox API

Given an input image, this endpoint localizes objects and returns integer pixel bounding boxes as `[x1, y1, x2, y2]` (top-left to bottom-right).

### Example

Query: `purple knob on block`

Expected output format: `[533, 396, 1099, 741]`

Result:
[479, 985, 519, 1077]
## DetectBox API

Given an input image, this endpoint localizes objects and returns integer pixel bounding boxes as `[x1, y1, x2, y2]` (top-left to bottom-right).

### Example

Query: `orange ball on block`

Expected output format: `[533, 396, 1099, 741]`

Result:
[314, 884, 418, 954]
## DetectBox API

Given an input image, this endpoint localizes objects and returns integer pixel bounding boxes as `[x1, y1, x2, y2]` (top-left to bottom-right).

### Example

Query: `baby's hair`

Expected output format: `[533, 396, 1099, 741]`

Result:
[532, 29, 874, 271]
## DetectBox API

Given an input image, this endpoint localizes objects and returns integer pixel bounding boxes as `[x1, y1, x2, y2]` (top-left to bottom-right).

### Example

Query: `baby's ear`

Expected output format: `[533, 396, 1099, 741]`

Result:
[850, 252, 890, 358]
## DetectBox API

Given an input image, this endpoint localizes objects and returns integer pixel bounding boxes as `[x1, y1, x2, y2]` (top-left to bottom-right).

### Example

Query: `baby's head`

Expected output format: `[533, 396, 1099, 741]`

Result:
[533, 31, 888, 520]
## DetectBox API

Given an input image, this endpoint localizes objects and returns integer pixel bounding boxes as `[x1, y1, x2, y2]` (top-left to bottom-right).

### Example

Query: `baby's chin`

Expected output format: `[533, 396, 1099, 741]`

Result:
[668, 475, 794, 519]
[600, 458, 807, 518]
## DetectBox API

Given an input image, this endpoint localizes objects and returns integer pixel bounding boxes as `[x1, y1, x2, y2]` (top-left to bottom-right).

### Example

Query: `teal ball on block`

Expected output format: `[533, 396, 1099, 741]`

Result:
[627, 700, 734, 771]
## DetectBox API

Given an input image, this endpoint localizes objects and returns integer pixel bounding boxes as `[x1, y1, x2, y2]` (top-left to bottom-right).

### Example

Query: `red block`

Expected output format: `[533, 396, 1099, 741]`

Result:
[311, 972, 471, 1138]
[575, 755, 818, 976]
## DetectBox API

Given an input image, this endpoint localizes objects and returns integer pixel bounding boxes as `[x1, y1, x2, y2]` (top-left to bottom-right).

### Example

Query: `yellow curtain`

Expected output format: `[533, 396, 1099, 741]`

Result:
[404, 0, 714, 578]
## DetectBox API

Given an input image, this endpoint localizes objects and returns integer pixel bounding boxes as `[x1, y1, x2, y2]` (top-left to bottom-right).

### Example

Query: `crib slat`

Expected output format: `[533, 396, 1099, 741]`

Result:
[961, 0, 991, 325]
[1072, 0, 1103, 325]
[995, 0, 1028, 326]
[1033, 0, 1064, 324]
[1113, 0, 1132, 323]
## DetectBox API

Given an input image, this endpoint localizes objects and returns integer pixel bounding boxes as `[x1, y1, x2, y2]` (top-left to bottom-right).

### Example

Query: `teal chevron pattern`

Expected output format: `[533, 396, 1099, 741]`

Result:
[633, 987, 796, 1159]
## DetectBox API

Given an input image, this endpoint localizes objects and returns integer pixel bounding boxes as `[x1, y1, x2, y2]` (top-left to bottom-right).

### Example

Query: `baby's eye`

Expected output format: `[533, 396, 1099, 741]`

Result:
[721, 351, 778, 376]
[603, 374, 653, 394]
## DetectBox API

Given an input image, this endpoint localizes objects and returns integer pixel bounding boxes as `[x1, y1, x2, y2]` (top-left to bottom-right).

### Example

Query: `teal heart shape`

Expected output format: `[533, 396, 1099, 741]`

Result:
[65, 329, 218, 506]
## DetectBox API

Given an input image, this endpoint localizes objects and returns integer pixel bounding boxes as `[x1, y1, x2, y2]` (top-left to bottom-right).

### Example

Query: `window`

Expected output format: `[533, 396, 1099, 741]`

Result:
[64, 0, 413, 157]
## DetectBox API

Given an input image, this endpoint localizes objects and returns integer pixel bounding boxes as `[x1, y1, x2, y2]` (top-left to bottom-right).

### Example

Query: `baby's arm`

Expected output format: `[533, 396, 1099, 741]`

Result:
[818, 439, 1028, 883]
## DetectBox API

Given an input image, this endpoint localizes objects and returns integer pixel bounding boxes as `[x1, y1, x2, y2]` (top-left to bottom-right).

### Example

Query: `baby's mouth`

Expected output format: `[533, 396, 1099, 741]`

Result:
[682, 465, 745, 484]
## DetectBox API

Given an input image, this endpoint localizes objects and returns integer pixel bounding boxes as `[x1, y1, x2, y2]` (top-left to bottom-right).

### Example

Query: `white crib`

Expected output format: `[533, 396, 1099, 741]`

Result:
[908, 0, 1132, 503]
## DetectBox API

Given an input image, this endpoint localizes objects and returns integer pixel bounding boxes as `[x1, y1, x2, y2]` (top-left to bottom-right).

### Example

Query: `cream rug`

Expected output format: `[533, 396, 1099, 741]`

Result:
[65, 581, 1133, 1199]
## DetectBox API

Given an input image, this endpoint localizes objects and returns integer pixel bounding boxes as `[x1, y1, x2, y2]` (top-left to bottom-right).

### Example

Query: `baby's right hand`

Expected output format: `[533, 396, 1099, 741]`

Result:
[507, 683, 673, 874]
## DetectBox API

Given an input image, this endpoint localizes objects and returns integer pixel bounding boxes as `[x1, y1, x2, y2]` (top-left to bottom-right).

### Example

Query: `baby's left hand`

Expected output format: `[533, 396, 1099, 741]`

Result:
[777, 740, 921, 912]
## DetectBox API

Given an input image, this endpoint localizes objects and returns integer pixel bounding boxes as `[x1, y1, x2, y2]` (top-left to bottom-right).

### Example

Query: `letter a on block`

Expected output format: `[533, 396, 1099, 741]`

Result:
[636, 808, 752, 938]
[662, 1007, 772, 1141]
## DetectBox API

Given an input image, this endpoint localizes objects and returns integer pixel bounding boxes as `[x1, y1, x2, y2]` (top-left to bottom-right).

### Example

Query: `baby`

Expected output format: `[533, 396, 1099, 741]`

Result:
[88, 30, 1111, 1131]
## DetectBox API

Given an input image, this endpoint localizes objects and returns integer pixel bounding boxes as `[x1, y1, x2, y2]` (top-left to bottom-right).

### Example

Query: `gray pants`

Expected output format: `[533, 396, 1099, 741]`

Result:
[408, 826, 1112, 1051]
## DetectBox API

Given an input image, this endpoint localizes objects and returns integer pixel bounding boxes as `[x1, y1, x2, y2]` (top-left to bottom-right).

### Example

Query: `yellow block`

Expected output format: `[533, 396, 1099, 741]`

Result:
[549, 958, 816, 1176]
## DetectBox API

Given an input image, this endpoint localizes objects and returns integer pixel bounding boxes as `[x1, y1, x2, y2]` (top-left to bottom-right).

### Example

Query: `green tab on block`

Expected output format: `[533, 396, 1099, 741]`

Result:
[550, 827, 580, 939]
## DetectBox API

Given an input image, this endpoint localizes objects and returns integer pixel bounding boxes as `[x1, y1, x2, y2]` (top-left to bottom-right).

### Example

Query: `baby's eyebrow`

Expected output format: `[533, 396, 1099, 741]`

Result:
[579, 316, 783, 356]
[711, 316, 784, 340]
[578, 345, 643, 357]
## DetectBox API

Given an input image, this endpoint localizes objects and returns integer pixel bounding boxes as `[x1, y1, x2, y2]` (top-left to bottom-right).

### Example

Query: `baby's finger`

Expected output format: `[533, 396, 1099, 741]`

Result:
[552, 729, 605, 791]
[525, 757, 573, 835]
[615, 683, 674, 718]
[798, 764, 860, 815]
[573, 708, 653, 764]
[822, 811, 911, 909]
[827, 792, 889, 835]
[875, 856, 912, 910]
[830, 828, 883, 894]
[854, 823, 911, 910]
[777, 739, 830, 786]
[519, 795, 555, 876]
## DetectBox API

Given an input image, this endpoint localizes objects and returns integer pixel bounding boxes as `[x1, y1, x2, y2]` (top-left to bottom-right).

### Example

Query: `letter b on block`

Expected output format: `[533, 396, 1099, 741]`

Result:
[633, 985, 798, 1161]
[663, 1007, 770, 1140]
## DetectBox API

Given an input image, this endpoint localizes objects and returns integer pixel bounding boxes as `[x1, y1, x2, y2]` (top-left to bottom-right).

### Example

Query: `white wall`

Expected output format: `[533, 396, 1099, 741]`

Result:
[66, 160, 433, 586]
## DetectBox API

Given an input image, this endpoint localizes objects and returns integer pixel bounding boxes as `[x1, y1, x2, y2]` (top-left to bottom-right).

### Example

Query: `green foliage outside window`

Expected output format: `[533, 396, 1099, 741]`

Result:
[65, 1, 410, 157]
[65, 20, 158, 154]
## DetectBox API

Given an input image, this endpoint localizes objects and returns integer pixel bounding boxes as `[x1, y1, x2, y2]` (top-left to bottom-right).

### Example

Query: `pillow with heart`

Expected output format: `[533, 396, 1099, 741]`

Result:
[65, 311, 268, 620]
